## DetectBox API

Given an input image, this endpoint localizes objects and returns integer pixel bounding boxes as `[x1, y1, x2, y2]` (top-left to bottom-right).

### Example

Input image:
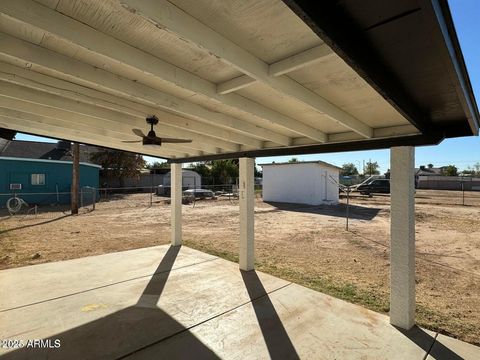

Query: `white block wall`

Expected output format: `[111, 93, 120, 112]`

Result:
[262, 163, 339, 205]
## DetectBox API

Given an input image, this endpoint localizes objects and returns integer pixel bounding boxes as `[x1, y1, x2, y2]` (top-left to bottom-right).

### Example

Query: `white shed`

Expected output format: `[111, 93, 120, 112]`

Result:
[261, 161, 340, 205]
[163, 170, 201, 189]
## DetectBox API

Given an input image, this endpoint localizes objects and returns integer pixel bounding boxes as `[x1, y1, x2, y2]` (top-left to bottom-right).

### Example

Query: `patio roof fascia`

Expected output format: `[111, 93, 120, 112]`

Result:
[168, 132, 445, 163]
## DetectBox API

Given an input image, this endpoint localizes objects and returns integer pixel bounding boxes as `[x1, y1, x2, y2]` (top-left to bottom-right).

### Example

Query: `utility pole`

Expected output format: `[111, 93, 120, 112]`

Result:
[71, 142, 79, 215]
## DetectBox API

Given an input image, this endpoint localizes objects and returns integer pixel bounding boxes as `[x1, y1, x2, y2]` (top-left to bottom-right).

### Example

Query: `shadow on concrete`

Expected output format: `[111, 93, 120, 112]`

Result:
[263, 201, 381, 220]
[0, 215, 71, 235]
[2, 246, 220, 360]
[395, 326, 464, 360]
[241, 270, 299, 360]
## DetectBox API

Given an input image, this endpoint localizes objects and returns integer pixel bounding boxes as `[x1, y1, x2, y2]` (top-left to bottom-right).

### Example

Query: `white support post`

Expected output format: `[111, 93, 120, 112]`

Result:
[239, 157, 255, 271]
[171, 163, 182, 246]
[390, 146, 415, 329]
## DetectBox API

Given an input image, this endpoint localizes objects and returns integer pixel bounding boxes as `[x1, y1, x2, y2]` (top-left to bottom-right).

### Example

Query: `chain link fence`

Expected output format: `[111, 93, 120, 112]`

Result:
[0, 182, 264, 219]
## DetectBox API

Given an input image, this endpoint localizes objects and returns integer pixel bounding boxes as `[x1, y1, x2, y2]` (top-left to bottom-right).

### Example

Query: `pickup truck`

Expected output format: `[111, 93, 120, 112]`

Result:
[357, 179, 390, 195]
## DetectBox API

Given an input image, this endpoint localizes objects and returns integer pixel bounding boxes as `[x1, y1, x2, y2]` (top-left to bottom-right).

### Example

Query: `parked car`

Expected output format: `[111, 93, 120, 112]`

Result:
[357, 179, 390, 195]
[183, 189, 216, 200]
[156, 185, 188, 196]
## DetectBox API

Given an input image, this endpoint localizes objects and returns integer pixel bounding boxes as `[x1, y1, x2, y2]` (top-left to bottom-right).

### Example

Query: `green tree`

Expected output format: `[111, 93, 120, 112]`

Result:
[461, 168, 475, 176]
[188, 160, 261, 186]
[90, 149, 146, 187]
[210, 160, 239, 184]
[145, 161, 169, 169]
[473, 162, 480, 175]
[442, 165, 458, 176]
[427, 163, 434, 169]
[288, 157, 299, 163]
[340, 163, 359, 176]
[188, 162, 211, 178]
[365, 161, 380, 175]
[254, 164, 262, 177]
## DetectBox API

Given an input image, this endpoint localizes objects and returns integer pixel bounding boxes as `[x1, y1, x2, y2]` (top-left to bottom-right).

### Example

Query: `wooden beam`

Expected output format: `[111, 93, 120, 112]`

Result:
[0, 81, 239, 153]
[0, 105, 203, 156]
[0, 114, 187, 158]
[0, 42, 289, 147]
[0, 67, 255, 151]
[217, 75, 256, 95]
[262, 124, 419, 148]
[269, 44, 334, 76]
[217, 44, 335, 94]
[0, 1, 323, 142]
[168, 133, 442, 163]
[121, 0, 372, 138]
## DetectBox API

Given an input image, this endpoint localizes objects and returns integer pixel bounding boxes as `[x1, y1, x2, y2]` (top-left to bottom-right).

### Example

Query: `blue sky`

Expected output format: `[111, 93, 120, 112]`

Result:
[15, 0, 479, 173]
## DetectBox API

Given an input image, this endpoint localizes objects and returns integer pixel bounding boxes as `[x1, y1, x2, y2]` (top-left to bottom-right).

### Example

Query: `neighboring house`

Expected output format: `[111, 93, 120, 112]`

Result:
[0, 140, 100, 163]
[261, 161, 340, 205]
[0, 140, 101, 206]
[415, 166, 444, 176]
[414, 166, 480, 190]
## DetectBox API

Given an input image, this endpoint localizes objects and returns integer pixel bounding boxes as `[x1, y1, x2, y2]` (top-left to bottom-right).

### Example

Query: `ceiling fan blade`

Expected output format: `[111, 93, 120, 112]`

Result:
[122, 140, 142, 143]
[132, 128, 146, 138]
[160, 137, 193, 143]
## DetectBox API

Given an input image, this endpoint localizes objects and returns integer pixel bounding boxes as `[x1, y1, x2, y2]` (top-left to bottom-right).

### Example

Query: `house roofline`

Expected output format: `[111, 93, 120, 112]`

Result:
[259, 160, 341, 170]
[0, 156, 102, 169]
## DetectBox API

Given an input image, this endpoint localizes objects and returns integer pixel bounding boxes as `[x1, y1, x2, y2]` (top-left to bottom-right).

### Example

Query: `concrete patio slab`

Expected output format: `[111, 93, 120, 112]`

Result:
[0, 246, 288, 359]
[0, 245, 478, 359]
[427, 334, 480, 360]
[0, 245, 216, 311]
[127, 281, 437, 360]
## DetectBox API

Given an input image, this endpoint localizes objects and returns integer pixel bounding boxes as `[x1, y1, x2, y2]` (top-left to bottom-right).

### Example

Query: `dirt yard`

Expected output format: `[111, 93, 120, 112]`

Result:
[1, 189, 479, 345]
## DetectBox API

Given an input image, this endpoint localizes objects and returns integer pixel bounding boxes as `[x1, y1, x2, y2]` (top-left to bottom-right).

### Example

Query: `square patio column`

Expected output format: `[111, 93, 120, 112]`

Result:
[390, 146, 415, 329]
[171, 163, 182, 246]
[239, 157, 255, 271]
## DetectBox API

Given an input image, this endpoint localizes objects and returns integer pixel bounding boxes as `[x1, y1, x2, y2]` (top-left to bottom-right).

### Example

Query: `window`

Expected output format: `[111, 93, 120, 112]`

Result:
[31, 173, 46, 186]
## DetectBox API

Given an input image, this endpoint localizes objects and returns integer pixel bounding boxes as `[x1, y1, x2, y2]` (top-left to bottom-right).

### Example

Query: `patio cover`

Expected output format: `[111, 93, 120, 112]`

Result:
[0, 0, 477, 162]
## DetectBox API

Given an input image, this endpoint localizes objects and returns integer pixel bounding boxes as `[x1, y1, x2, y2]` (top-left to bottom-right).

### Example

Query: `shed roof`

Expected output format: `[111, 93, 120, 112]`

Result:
[0, 0, 477, 162]
[260, 160, 341, 171]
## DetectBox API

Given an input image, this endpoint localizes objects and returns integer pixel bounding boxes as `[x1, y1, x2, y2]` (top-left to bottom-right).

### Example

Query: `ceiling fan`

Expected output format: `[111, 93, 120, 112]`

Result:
[123, 116, 192, 146]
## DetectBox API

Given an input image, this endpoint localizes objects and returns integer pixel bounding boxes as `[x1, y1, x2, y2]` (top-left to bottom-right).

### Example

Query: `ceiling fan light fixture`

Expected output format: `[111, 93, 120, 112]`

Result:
[142, 137, 162, 146]
[123, 116, 191, 147]
[142, 144, 162, 148]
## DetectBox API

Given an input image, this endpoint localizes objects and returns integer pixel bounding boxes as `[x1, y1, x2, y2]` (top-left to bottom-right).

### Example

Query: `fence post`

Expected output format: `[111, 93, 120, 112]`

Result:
[92, 187, 96, 211]
[71, 142, 80, 214]
[346, 187, 350, 231]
